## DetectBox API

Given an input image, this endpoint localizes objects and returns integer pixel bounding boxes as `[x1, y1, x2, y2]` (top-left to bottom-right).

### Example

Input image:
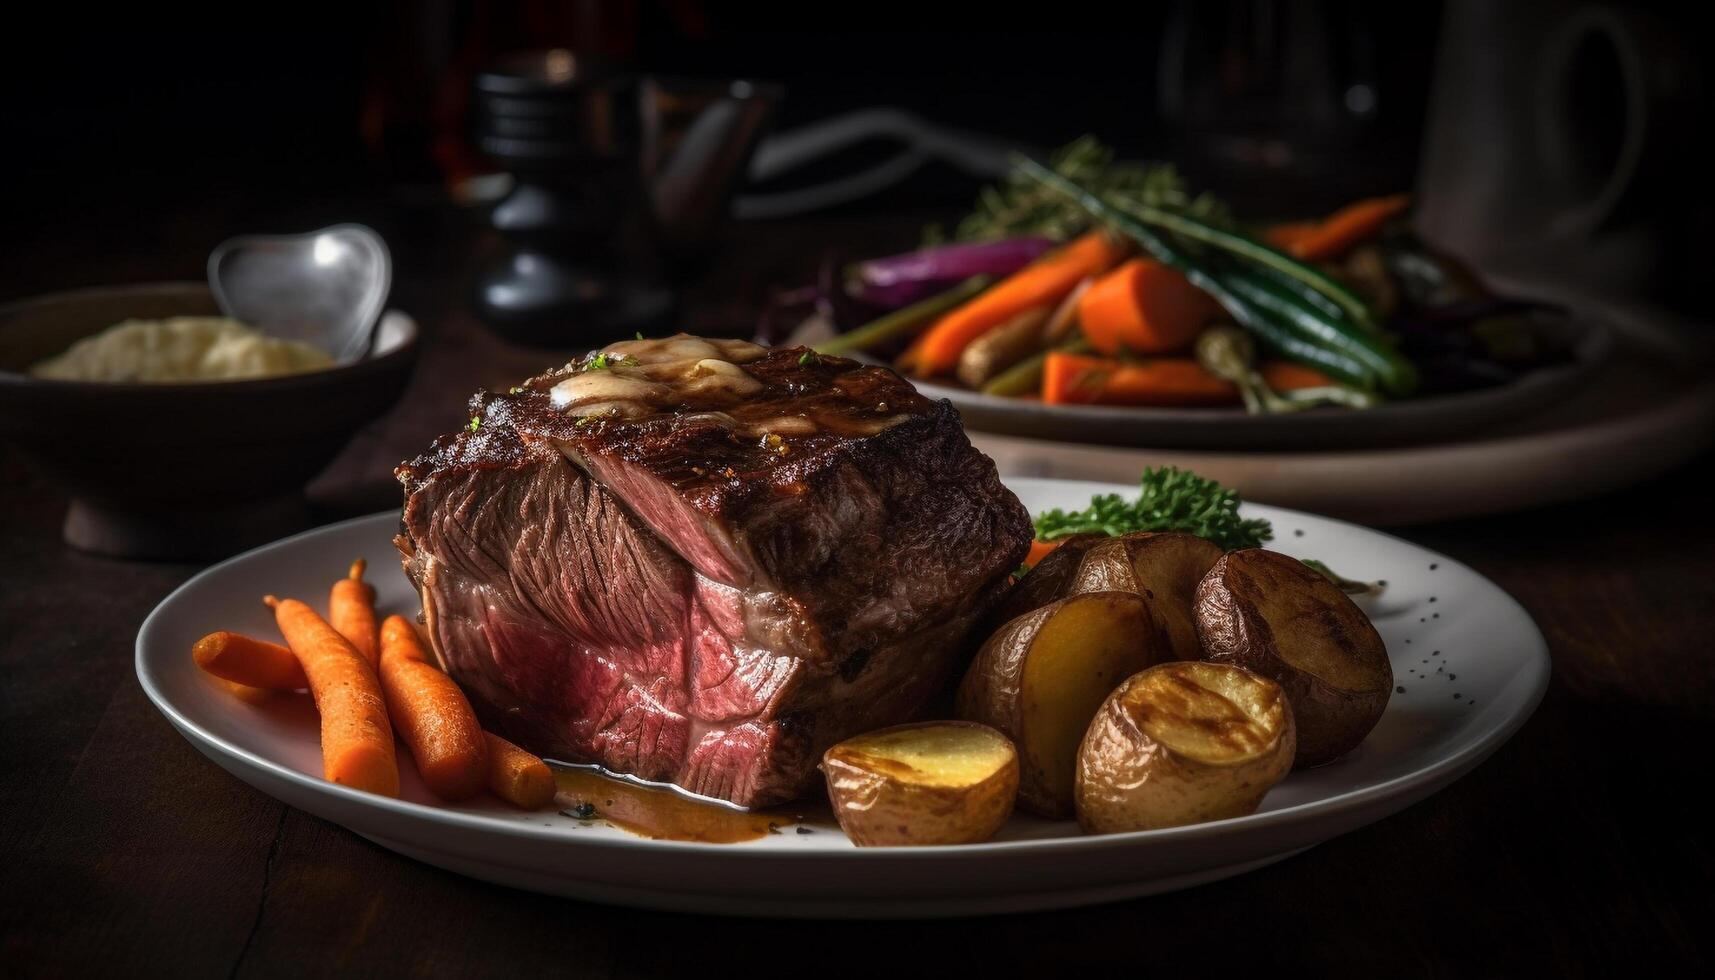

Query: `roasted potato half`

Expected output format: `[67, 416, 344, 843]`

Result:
[1070, 532, 1225, 662]
[1194, 549, 1392, 767]
[956, 591, 1159, 818]
[822, 721, 1018, 846]
[1076, 661, 1295, 833]
[991, 533, 1109, 627]
[990, 532, 1222, 660]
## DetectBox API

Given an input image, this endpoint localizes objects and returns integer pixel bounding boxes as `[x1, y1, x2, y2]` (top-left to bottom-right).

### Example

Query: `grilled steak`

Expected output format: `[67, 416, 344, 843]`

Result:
[396, 336, 1031, 806]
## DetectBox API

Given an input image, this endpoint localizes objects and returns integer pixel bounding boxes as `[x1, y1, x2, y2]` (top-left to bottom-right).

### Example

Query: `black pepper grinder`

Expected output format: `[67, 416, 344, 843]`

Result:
[471, 50, 675, 347]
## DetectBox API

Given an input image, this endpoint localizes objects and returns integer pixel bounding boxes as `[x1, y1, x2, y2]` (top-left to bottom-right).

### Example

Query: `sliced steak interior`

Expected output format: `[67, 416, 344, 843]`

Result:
[396, 336, 1031, 806]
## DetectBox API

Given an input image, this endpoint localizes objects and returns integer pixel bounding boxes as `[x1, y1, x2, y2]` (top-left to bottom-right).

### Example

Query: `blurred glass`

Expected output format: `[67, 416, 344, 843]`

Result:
[1157, 0, 1436, 215]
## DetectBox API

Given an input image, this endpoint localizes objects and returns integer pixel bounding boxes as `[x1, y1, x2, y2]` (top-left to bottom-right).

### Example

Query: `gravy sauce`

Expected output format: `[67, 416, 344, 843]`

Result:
[552, 765, 833, 843]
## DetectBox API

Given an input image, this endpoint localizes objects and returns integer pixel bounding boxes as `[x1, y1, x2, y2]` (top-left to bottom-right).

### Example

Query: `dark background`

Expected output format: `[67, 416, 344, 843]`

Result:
[4, 1, 1708, 309]
[0, 2, 1497, 300]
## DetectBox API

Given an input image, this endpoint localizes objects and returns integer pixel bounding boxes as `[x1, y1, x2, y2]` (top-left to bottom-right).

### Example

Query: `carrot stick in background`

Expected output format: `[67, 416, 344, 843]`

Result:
[1042, 352, 1240, 407]
[1263, 220, 1319, 252]
[1077, 258, 1221, 355]
[329, 559, 379, 668]
[378, 615, 488, 801]
[193, 631, 309, 690]
[485, 732, 556, 809]
[1261, 361, 1337, 391]
[265, 595, 398, 797]
[1282, 194, 1412, 261]
[912, 231, 1127, 375]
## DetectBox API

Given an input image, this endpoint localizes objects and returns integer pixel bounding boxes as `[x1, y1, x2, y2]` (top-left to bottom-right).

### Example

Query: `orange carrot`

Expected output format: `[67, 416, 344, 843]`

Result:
[485, 732, 556, 809]
[1042, 352, 1239, 407]
[1263, 220, 1319, 251]
[265, 595, 398, 797]
[1077, 258, 1221, 356]
[330, 559, 379, 669]
[1261, 361, 1337, 391]
[209, 675, 278, 705]
[1024, 539, 1062, 568]
[378, 615, 488, 801]
[913, 231, 1126, 375]
[1285, 194, 1412, 261]
[192, 631, 309, 690]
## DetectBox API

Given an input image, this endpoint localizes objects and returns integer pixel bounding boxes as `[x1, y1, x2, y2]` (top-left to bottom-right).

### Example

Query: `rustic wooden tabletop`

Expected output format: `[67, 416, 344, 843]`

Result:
[2, 201, 1709, 977]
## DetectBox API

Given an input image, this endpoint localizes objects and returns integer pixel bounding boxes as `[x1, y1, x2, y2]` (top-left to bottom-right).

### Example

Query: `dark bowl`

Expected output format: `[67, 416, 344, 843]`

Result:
[0, 282, 419, 559]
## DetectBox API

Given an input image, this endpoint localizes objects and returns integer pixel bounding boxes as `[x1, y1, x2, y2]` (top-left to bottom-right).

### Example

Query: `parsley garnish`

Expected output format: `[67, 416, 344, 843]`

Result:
[798, 350, 820, 367]
[1034, 466, 1271, 551]
[467, 416, 481, 433]
[634, 331, 644, 340]
[1029, 467, 1380, 591]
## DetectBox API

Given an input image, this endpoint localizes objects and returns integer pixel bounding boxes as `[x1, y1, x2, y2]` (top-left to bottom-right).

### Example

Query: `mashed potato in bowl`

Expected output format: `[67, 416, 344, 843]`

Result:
[30, 317, 334, 382]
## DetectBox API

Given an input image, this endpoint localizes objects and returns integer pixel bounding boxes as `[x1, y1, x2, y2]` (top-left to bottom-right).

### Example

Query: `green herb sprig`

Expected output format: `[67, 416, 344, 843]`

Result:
[932, 136, 1229, 244]
[1034, 466, 1272, 551]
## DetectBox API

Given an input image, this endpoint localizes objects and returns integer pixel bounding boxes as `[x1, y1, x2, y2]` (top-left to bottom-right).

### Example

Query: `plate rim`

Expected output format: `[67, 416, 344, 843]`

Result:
[135, 477, 1550, 858]
[899, 312, 1612, 449]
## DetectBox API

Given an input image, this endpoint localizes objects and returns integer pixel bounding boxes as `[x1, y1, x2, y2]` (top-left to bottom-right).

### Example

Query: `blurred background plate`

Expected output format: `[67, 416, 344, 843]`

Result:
[975, 288, 1715, 524]
[912, 308, 1608, 450]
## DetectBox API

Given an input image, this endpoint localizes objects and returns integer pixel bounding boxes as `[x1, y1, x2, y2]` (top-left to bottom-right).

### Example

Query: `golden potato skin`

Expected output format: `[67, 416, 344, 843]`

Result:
[956, 592, 1157, 818]
[822, 722, 1019, 846]
[1075, 662, 1295, 833]
[1070, 532, 1225, 663]
[991, 533, 1223, 655]
[990, 533, 1109, 627]
[1194, 549, 1392, 768]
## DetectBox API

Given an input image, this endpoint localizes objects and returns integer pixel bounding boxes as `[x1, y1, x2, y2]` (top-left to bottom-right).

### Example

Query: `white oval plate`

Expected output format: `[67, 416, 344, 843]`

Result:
[136, 476, 1548, 918]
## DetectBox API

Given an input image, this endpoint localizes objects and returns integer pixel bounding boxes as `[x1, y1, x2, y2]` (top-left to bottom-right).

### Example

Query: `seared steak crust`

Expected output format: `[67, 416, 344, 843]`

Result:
[397, 344, 1030, 805]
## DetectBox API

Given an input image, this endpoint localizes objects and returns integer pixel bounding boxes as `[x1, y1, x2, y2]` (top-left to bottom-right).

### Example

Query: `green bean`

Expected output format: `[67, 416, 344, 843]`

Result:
[1104, 194, 1380, 333]
[815, 276, 991, 357]
[1010, 156, 1417, 395]
[1095, 212, 1382, 391]
[1222, 270, 1416, 394]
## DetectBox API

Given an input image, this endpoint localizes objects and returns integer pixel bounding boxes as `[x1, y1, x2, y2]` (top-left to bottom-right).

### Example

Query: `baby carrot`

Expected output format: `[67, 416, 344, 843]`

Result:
[265, 595, 398, 797]
[1285, 194, 1412, 261]
[192, 630, 309, 690]
[1263, 220, 1319, 252]
[1042, 352, 1240, 407]
[329, 559, 379, 669]
[1261, 361, 1337, 391]
[1077, 258, 1222, 356]
[485, 732, 556, 809]
[378, 615, 488, 801]
[209, 675, 278, 705]
[913, 231, 1126, 375]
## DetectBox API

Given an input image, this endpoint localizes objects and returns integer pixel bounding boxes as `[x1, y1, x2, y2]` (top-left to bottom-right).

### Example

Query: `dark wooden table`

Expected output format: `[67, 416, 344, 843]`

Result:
[3, 202, 1710, 978]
